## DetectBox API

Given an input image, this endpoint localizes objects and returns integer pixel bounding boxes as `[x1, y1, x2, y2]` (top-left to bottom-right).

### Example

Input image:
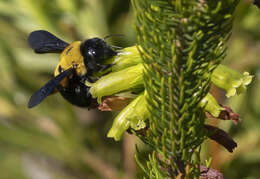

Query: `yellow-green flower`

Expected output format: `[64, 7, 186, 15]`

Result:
[107, 92, 147, 141]
[86, 64, 144, 103]
[212, 64, 253, 97]
[200, 93, 224, 117]
[86, 46, 253, 141]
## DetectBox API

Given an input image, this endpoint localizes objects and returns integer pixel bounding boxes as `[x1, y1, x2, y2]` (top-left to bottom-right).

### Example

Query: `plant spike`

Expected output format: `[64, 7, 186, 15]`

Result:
[132, 0, 240, 177]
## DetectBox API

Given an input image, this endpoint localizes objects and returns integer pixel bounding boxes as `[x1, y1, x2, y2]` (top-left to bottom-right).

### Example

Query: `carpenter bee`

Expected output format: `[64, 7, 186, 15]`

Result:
[27, 30, 117, 108]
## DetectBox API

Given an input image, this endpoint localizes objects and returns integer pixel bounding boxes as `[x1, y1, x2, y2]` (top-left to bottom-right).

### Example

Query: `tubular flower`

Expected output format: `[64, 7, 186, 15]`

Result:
[211, 64, 253, 97]
[87, 46, 250, 149]
[107, 92, 147, 141]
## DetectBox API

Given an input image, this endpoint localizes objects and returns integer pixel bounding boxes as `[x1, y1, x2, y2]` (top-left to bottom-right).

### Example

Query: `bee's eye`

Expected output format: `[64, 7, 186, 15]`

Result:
[88, 49, 96, 57]
[80, 37, 117, 73]
[80, 38, 106, 58]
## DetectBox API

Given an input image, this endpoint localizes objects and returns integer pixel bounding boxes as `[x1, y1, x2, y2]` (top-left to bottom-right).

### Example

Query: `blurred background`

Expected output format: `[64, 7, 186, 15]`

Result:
[0, 0, 259, 178]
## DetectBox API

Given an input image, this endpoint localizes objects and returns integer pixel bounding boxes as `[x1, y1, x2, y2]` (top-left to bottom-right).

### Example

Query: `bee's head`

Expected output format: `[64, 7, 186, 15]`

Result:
[80, 38, 116, 70]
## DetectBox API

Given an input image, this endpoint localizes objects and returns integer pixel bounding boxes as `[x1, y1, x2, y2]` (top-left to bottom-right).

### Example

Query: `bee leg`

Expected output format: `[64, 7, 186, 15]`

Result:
[99, 64, 113, 72]
[81, 75, 98, 83]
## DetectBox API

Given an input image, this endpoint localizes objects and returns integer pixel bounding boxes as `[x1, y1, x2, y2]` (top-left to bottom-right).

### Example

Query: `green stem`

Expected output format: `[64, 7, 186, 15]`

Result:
[132, 0, 239, 178]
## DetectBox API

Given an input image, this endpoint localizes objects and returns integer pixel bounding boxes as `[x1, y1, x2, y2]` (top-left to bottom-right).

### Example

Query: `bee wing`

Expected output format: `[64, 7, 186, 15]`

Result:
[28, 30, 69, 53]
[28, 68, 73, 108]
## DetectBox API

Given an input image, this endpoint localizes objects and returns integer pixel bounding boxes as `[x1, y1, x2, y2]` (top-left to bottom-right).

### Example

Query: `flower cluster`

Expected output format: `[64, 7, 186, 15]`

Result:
[87, 46, 253, 151]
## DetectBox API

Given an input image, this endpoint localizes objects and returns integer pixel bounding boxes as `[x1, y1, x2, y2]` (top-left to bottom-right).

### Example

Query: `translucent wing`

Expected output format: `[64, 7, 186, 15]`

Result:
[28, 68, 73, 108]
[28, 30, 69, 53]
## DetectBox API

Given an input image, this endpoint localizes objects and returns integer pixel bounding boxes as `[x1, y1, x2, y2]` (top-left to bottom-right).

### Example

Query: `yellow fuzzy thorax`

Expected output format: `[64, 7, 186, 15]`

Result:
[54, 41, 86, 77]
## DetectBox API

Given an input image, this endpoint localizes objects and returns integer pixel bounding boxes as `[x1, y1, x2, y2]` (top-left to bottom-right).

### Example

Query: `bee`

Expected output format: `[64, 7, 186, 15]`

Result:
[27, 30, 117, 108]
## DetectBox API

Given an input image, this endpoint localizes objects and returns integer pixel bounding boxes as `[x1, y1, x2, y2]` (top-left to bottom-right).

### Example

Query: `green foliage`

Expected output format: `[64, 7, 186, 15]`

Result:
[132, 0, 239, 177]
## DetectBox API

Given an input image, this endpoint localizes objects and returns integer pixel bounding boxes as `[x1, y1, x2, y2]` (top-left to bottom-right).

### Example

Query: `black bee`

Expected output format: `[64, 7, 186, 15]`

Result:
[27, 30, 117, 108]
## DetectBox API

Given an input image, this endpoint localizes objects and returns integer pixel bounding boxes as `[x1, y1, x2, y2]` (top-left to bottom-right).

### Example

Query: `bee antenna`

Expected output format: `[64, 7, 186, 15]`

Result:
[104, 34, 124, 50]
[104, 34, 125, 41]
[110, 45, 123, 50]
